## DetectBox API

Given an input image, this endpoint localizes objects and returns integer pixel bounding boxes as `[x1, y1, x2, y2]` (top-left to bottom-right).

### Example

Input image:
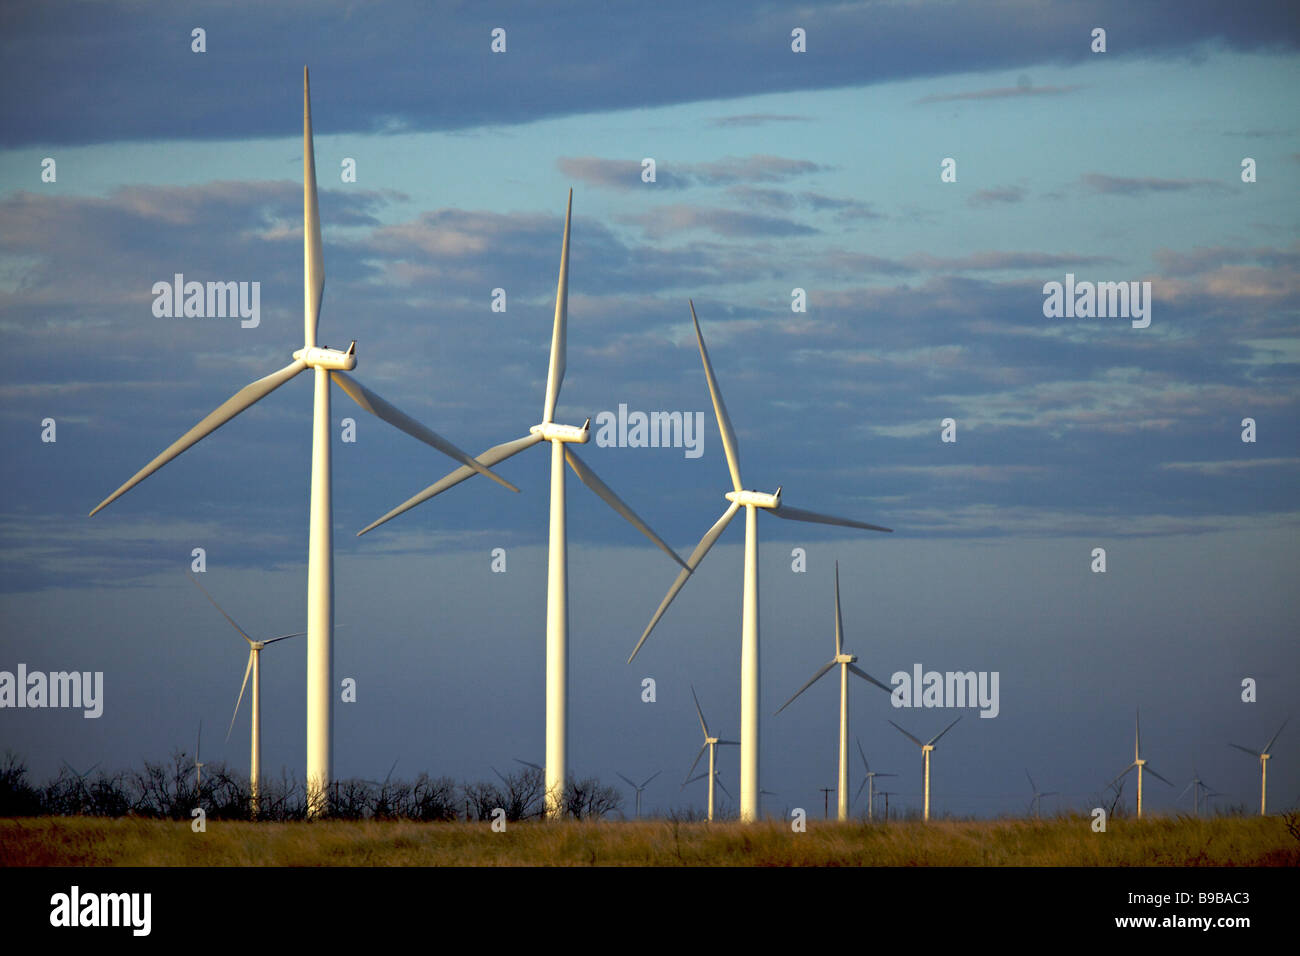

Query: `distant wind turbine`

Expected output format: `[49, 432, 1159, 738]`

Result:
[88, 67, 516, 817]
[62, 761, 100, 812]
[187, 571, 303, 816]
[853, 738, 895, 821]
[360, 191, 687, 818]
[1025, 769, 1057, 820]
[889, 716, 961, 822]
[683, 685, 738, 822]
[775, 561, 892, 820]
[1108, 709, 1172, 819]
[1177, 768, 1219, 818]
[1230, 716, 1288, 815]
[616, 771, 662, 819]
[193, 722, 204, 795]
[629, 302, 892, 822]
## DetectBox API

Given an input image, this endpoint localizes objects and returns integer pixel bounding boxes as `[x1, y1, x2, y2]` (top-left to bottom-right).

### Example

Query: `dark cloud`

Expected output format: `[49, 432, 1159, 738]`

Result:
[967, 185, 1027, 206]
[559, 155, 826, 192]
[6, 0, 1296, 146]
[707, 113, 811, 128]
[914, 83, 1083, 105]
[622, 204, 819, 239]
[1081, 173, 1230, 195]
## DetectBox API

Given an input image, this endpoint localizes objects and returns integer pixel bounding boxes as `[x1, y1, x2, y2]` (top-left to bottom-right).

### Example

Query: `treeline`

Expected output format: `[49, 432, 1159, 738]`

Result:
[0, 751, 622, 822]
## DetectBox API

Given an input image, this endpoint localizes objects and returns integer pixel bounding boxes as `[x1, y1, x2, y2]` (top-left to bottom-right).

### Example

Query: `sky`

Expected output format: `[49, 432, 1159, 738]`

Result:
[0, 0, 1297, 821]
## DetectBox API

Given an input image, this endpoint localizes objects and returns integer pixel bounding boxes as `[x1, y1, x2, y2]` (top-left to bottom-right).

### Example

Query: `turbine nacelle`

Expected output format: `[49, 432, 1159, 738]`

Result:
[293, 343, 357, 371]
[834, 653, 857, 664]
[530, 419, 590, 444]
[725, 488, 781, 509]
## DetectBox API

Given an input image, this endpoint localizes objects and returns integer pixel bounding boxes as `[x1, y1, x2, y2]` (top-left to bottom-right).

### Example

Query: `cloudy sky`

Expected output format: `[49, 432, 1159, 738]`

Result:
[1, 0, 1297, 821]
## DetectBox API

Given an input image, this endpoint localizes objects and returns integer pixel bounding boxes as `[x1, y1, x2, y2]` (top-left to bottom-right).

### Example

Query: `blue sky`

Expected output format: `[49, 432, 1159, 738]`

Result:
[0, 0, 1297, 821]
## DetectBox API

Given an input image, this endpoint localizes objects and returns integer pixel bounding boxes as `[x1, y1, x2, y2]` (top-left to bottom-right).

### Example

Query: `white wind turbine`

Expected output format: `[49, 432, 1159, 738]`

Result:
[853, 738, 895, 822]
[1108, 709, 1172, 820]
[193, 722, 204, 795]
[683, 685, 738, 822]
[358, 190, 687, 818]
[889, 716, 961, 822]
[88, 67, 516, 816]
[187, 571, 303, 816]
[1025, 769, 1057, 820]
[774, 561, 892, 821]
[1230, 716, 1288, 816]
[616, 770, 661, 819]
[628, 302, 893, 822]
[61, 761, 100, 813]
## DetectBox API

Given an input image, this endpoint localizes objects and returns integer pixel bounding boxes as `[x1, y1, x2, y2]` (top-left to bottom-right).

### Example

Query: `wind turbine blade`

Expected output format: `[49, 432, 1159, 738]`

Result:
[854, 778, 868, 803]
[492, 766, 508, 786]
[834, 561, 843, 657]
[542, 189, 571, 424]
[1041, 791, 1057, 797]
[187, 570, 256, 644]
[888, 720, 923, 748]
[1135, 709, 1141, 761]
[302, 66, 324, 349]
[774, 660, 836, 715]
[1026, 770, 1037, 793]
[513, 758, 544, 772]
[1262, 716, 1289, 755]
[1107, 764, 1136, 791]
[691, 684, 710, 738]
[689, 300, 742, 493]
[1229, 743, 1262, 758]
[1144, 765, 1174, 787]
[770, 502, 892, 534]
[684, 744, 708, 784]
[847, 663, 892, 694]
[876, 773, 897, 778]
[641, 770, 662, 788]
[856, 737, 869, 771]
[616, 772, 637, 789]
[681, 773, 706, 788]
[226, 650, 255, 742]
[717, 740, 740, 746]
[715, 776, 732, 800]
[357, 432, 542, 536]
[627, 501, 741, 662]
[1178, 781, 1193, 800]
[262, 631, 306, 644]
[565, 448, 688, 569]
[927, 715, 962, 747]
[90, 359, 307, 516]
[332, 372, 518, 493]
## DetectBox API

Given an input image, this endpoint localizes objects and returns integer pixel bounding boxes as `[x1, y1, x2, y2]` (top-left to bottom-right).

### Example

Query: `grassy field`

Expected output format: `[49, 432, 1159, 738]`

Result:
[3, 814, 1297, 866]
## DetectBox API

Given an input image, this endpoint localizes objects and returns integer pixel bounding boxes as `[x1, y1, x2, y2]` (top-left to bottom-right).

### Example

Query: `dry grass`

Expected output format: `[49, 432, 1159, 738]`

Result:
[3, 814, 1296, 866]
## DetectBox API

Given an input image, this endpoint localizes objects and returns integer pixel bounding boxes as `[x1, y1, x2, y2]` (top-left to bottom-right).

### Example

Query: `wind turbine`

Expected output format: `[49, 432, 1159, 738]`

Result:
[61, 761, 100, 813]
[889, 716, 961, 822]
[616, 770, 661, 819]
[1230, 716, 1288, 815]
[187, 571, 303, 816]
[684, 768, 733, 817]
[88, 67, 516, 817]
[1025, 769, 1057, 820]
[1177, 769, 1219, 818]
[628, 302, 893, 822]
[1108, 709, 1172, 819]
[852, 738, 895, 821]
[774, 561, 892, 821]
[193, 722, 204, 795]
[683, 685, 738, 822]
[358, 190, 687, 818]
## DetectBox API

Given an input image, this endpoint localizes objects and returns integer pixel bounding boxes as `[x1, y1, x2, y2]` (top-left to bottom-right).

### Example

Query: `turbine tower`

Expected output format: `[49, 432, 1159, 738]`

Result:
[629, 302, 892, 822]
[1108, 709, 1172, 819]
[616, 771, 661, 819]
[1230, 716, 1288, 816]
[193, 722, 204, 795]
[188, 571, 303, 816]
[1025, 769, 1057, 820]
[774, 561, 892, 820]
[88, 67, 515, 817]
[889, 716, 961, 822]
[853, 738, 895, 821]
[359, 191, 687, 818]
[683, 685, 738, 822]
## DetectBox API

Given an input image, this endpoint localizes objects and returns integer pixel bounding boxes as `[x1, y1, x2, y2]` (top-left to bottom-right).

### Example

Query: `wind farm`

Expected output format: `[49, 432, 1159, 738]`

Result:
[4, 0, 1299, 887]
